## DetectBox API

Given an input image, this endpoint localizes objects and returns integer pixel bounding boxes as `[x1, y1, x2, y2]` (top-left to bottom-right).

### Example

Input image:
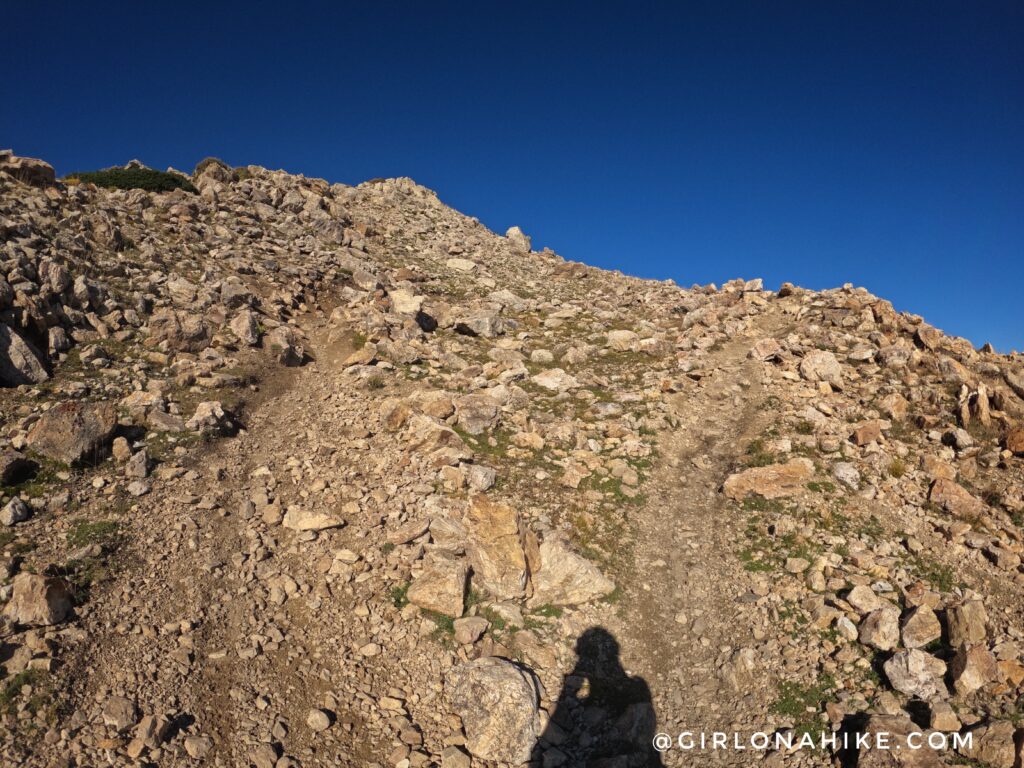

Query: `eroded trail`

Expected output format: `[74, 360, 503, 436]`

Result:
[620, 309, 800, 766]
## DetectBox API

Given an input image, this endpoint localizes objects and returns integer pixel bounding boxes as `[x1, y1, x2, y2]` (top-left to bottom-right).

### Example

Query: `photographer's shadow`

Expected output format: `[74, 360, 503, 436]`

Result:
[532, 627, 664, 767]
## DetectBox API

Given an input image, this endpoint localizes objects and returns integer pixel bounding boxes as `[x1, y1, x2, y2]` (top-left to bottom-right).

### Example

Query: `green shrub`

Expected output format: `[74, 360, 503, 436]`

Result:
[65, 167, 197, 194]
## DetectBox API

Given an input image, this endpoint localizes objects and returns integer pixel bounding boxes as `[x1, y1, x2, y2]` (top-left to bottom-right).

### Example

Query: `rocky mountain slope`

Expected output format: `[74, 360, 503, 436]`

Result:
[1, 150, 1023, 768]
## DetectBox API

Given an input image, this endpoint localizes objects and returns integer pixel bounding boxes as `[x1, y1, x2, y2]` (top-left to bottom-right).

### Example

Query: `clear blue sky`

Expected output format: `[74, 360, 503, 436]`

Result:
[3, 2, 1021, 351]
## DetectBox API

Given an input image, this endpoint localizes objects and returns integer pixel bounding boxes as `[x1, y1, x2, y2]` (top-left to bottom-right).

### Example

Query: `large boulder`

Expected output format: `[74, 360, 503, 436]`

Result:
[883, 649, 948, 700]
[855, 714, 944, 767]
[798, 350, 842, 386]
[466, 495, 527, 600]
[928, 479, 987, 519]
[265, 325, 304, 366]
[722, 459, 814, 500]
[147, 308, 210, 352]
[0, 323, 49, 386]
[957, 721, 1017, 768]
[445, 657, 540, 764]
[453, 394, 500, 435]
[27, 401, 117, 464]
[0, 150, 56, 187]
[1005, 429, 1024, 456]
[950, 644, 998, 695]
[528, 536, 615, 606]
[4, 573, 73, 626]
[505, 226, 532, 253]
[947, 600, 988, 646]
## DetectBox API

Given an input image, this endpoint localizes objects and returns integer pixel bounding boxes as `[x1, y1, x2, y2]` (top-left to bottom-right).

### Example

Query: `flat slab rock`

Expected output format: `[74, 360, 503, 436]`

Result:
[722, 458, 814, 500]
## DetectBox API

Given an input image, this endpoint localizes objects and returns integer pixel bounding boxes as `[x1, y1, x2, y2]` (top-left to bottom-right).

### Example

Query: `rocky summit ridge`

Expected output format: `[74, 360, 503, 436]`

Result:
[0, 150, 1023, 767]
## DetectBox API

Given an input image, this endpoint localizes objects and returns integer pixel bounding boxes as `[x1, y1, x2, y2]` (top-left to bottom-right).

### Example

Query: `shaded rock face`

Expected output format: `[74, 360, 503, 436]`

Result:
[27, 401, 118, 465]
[445, 656, 540, 764]
[0, 323, 49, 386]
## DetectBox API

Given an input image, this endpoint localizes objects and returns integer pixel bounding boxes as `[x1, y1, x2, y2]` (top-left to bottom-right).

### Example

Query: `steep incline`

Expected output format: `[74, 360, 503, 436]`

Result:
[0, 154, 1023, 767]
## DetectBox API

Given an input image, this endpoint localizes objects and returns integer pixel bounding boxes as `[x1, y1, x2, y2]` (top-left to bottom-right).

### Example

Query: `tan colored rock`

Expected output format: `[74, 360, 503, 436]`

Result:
[527, 536, 615, 607]
[928, 478, 987, 519]
[466, 496, 527, 600]
[846, 584, 886, 614]
[920, 455, 956, 481]
[799, 350, 842, 386]
[0, 323, 49, 386]
[445, 657, 540, 764]
[389, 288, 423, 315]
[855, 715, 943, 767]
[947, 600, 988, 647]
[950, 644, 998, 695]
[505, 226, 532, 253]
[722, 458, 813, 500]
[879, 393, 910, 420]
[852, 420, 883, 446]
[4, 573, 73, 626]
[0, 150, 56, 187]
[748, 338, 783, 361]
[27, 401, 117, 464]
[406, 555, 468, 618]
[929, 701, 960, 732]
[606, 329, 638, 351]
[446, 257, 477, 273]
[1006, 428, 1024, 456]
[959, 720, 1016, 768]
[282, 505, 345, 532]
[901, 606, 941, 649]
[859, 608, 900, 651]
[453, 616, 489, 645]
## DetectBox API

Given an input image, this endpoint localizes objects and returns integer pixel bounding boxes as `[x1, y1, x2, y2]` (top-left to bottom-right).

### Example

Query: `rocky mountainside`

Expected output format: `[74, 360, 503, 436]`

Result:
[1, 150, 1023, 768]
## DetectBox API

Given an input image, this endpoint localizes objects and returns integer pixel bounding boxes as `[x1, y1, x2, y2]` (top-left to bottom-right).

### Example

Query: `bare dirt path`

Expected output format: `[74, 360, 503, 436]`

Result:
[618, 308, 799, 766]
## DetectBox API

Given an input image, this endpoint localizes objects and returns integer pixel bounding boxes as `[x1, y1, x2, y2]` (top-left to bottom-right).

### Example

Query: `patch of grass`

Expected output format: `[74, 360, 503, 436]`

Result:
[769, 674, 836, 734]
[479, 606, 508, 633]
[908, 556, 959, 593]
[744, 438, 777, 468]
[65, 167, 197, 194]
[389, 582, 409, 609]
[2, 456, 67, 500]
[887, 458, 907, 478]
[531, 604, 563, 619]
[0, 669, 48, 715]
[739, 547, 774, 572]
[423, 609, 457, 648]
[366, 375, 386, 390]
[741, 496, 784, 514]
[381, 542, 396, 555]
[806, 481, 836, 494]
[66, 520, 121, 549]
[795, 420, 815, 435]
[601, 585, 624, 604]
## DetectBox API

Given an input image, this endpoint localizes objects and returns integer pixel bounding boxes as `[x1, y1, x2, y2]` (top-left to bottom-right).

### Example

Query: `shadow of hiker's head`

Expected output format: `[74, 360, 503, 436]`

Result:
[534, 626, 663, 766]
[573, 627, 630, 696]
